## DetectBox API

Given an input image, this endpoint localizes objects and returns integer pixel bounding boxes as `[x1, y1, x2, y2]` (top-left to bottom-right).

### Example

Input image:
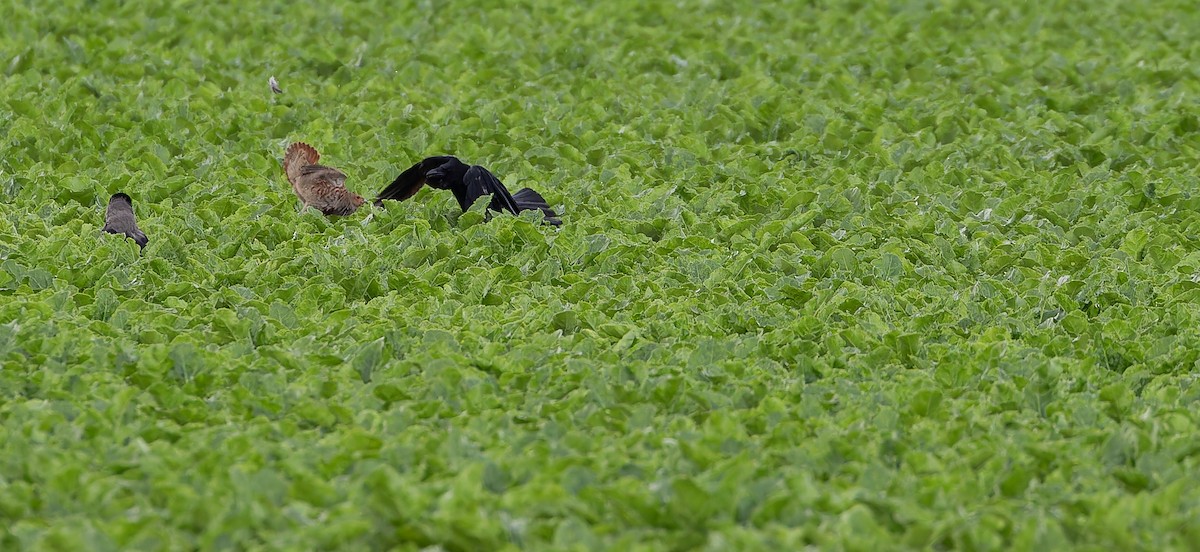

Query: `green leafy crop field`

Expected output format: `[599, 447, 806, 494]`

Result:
[4, 0, 1200, 549]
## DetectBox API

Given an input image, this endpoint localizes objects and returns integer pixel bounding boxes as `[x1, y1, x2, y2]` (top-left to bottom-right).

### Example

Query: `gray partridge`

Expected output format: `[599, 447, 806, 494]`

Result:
[282, 142, 366, 216]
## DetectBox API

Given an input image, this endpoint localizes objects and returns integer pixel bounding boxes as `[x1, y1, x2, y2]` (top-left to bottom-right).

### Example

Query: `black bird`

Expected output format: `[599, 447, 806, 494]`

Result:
[375, 156, 561, 226]
[102, 192, 148, 249]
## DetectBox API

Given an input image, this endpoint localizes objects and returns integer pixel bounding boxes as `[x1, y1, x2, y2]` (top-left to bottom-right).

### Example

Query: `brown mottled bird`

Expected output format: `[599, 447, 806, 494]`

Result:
[282, 142, 366, 216]
[102, 192, 148, 249]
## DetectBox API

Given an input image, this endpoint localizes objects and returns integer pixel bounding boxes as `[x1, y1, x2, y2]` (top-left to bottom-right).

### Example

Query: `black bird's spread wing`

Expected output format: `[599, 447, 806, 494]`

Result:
[464, 167, 562, 226]
[375, 156, 458, 205]
[464, 165, 520, 215]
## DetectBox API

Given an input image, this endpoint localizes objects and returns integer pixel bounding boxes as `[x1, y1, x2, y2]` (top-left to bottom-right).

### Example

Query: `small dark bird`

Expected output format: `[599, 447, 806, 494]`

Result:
[102, 192, 148, 249]
[375, 156, 561, 226]
[269, 76, 283, 94]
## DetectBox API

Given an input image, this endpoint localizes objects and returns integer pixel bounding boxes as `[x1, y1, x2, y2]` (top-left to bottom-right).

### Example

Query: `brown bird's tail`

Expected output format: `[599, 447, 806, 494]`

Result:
[283, 142, 320, 185]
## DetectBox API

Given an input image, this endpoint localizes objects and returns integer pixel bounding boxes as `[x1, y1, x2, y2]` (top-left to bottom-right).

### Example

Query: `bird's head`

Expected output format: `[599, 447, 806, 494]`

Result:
[425, 159, 468, 190]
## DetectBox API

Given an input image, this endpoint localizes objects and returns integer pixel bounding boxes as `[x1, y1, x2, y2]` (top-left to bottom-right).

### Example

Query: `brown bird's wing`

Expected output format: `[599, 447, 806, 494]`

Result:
[284, 142, 320, 185]
[309, 180, 366, 215]
[300, 164, 348, 187]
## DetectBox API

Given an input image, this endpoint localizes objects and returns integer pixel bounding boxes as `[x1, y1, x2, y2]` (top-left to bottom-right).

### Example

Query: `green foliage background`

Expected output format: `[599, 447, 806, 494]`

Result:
[3, 0, 1200, 549]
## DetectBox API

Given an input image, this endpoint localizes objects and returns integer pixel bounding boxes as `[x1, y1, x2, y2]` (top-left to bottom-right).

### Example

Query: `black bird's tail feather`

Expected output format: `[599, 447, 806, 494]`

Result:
[513, 188, 562, 226]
